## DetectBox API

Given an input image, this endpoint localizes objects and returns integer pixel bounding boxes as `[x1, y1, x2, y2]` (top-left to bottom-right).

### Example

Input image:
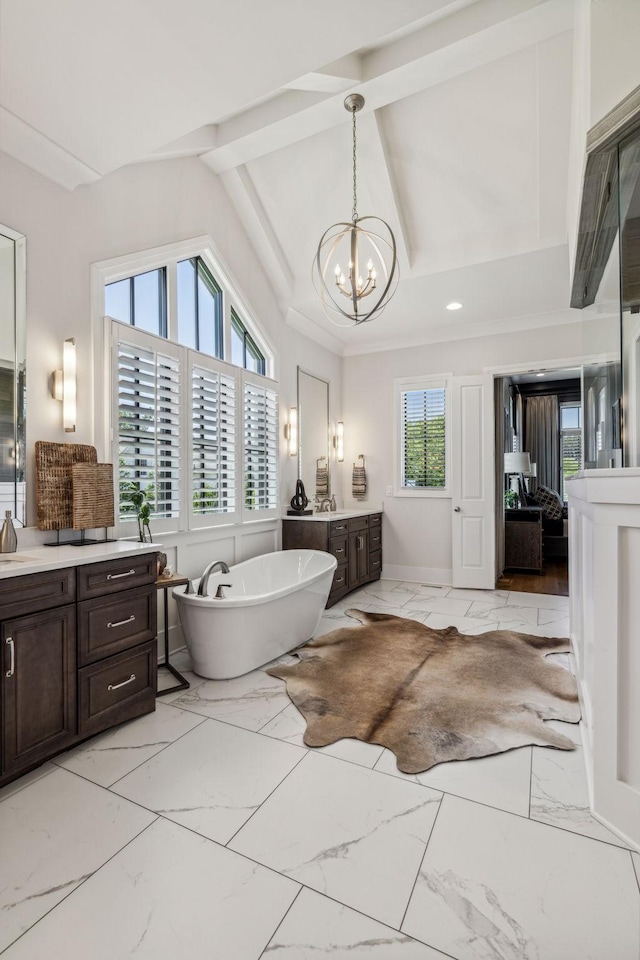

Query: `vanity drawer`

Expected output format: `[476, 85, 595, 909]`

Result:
[329, 535, 348, 563]
[348, 516, 368, 532]
[77, 586, 156, 666]
[0, 567, 75, 621]
[77, 554, 157, 601]
[78, 641, 156, 737]
[369, 550, 382, 579]
[369, 527, 382, 551]
[329, 520, 349, 537]
[369, 513, 382, 528]
[330, 562, 349, 598]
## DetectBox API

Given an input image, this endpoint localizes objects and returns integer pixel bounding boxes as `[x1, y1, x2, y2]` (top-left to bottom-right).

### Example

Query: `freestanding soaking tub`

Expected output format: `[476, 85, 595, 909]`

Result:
[173, 549, 337, 679]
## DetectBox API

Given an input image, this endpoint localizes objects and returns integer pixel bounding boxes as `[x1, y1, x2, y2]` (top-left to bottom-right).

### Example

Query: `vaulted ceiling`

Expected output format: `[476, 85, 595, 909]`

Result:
[0, 0, 580, 355]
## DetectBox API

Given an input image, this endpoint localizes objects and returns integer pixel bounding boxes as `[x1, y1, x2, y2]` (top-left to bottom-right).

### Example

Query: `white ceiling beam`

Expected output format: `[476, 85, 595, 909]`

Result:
[138, 124, 218, 163]
[285, 306, 346, 356]
[220, 166, 294, 303]
[283, 53, 363, 94]
[201, 0, 573, 175]
[0, 106, 101, 191]
[371, 109, 413, 271]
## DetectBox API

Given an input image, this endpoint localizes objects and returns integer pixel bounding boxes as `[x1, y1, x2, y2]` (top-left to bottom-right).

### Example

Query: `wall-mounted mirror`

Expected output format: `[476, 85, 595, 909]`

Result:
[0, 225, 26, 526]
[297, 368, 330, 502]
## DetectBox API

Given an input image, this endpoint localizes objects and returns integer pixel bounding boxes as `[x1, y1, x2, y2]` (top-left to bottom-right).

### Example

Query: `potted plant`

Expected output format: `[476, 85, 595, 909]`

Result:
[504, 489, 518, 509]
[127, 489, 153, 543]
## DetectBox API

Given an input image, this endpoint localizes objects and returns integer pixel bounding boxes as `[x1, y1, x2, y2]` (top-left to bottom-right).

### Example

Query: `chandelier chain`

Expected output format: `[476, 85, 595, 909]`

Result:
[351, 105, 358, 223]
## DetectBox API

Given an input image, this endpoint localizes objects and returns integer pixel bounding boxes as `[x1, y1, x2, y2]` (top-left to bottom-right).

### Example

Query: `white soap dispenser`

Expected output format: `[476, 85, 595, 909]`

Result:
[0, 510, 17, 553]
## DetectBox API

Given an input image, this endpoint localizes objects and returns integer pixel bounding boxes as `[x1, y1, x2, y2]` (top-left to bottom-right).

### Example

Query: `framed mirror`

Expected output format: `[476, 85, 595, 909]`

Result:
[297, 368, 330, 502]
[0, 225, 26, 526]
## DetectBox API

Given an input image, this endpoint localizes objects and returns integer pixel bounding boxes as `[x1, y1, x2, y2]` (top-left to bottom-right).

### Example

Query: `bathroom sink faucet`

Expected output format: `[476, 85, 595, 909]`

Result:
[319, 498, 332, 512]
[196, 560, 231, 596]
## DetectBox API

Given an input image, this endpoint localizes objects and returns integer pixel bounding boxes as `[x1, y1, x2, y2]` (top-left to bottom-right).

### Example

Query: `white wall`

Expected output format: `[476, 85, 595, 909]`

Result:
[590, 0, 640, 127]
[342, 317, 612, 584]
[0, 148, 342, 651]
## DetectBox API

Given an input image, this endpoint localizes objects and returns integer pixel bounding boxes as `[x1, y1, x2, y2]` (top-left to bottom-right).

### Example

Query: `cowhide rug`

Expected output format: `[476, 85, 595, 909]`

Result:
[266, 609, 580, 773]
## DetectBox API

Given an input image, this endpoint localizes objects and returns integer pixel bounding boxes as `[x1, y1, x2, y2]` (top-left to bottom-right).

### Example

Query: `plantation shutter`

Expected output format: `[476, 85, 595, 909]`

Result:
[117, 336, 181, 524]
[561, 431, 582, 501]
[401, 386, 446, 488]
[191, 360, 237, 523]
[243, 377, 278, 514]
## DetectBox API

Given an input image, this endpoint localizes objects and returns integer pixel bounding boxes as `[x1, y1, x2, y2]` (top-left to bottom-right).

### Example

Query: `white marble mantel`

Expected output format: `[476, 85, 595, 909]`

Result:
[567, 471, 640, 850]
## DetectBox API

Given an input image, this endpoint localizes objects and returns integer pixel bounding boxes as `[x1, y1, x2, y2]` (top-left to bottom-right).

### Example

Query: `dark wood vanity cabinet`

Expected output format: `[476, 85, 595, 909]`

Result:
[0, 552, 157, 787]
[76, 555, 157, 737]
[2, 603, 77, 777]
[282, 512, 382, 607]
[348, 517, 369, 590]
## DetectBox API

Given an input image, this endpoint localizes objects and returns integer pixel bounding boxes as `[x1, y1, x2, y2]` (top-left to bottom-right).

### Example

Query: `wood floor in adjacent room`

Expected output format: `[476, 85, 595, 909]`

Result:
[497, 560, 569, 596]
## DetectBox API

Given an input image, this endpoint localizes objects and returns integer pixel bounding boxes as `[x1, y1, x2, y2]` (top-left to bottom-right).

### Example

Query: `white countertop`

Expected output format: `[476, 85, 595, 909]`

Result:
[0, 540, 158, 580]
[282, 508, 382, 523]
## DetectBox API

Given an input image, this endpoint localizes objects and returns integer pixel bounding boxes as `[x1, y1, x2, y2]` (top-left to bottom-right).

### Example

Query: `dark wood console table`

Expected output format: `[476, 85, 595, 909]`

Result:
[155, 573, 190, 696]
[505, 507, 543, 573]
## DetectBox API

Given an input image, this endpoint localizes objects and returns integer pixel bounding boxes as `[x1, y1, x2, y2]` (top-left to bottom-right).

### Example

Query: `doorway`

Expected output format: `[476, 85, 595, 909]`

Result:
[495, 368, 582, 596]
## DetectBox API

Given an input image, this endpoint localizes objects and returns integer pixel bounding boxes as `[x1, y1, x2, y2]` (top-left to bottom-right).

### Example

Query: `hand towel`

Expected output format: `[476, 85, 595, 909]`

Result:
[352, 462, 367, 500]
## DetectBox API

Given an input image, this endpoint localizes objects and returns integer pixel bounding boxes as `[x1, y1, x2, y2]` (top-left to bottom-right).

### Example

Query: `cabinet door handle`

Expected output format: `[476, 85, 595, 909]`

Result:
[108, 673, 136, 691]
[107, 615, 136, 629]
[454, 506, 461, 513]
[106, 569, 136, 581]
[5, 637, 14, 678]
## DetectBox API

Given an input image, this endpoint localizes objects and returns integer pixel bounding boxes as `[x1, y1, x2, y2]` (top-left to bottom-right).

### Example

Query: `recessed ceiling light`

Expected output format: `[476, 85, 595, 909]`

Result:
[446, 302, 462, 311]
[536, 372, 545, 377]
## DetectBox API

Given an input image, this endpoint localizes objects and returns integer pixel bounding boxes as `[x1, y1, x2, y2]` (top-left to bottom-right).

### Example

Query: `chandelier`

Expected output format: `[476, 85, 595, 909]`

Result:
[312, 93, 399, 326]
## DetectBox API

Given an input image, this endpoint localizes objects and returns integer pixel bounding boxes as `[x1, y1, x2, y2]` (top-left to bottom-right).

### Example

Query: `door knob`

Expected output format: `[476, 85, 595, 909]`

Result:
[454, 506, 461, 512]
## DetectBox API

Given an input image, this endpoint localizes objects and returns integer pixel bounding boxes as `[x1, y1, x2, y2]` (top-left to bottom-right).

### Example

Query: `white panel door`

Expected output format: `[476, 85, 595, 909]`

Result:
[451, 375, 495, 588]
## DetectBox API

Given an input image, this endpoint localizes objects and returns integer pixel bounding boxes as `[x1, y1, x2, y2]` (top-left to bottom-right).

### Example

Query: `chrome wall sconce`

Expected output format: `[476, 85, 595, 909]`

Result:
[51, 337, 77, 433]
[284, 407, 298, 456]
[333, 421, 344, 462]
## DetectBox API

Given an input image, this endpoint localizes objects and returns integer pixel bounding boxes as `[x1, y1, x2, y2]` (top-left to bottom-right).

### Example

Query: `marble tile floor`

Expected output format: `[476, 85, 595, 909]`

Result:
[1, 579, 638, 959]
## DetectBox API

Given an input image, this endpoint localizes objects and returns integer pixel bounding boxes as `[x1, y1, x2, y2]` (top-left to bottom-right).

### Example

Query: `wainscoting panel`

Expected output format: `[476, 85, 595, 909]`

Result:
[617, 526, 640, 792]
[155, 521, 280, 657]
[568, 473, 640, 850]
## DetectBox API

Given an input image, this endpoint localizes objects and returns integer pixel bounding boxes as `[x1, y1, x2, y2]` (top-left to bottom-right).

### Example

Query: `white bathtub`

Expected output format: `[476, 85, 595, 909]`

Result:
[173, 549, 337, 679]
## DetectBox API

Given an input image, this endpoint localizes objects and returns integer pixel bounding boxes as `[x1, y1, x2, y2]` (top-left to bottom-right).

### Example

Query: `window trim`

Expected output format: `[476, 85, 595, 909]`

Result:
[560, 400, 583, 503]
[94, 234, 276, 364]
[393, 375, 451, 498]
[93, 236, 278, 482]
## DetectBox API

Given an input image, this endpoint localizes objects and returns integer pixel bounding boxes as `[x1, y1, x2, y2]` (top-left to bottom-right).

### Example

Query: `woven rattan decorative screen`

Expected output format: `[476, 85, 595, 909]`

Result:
[71, 462, 115, 530]
[34, 441, 98, 531]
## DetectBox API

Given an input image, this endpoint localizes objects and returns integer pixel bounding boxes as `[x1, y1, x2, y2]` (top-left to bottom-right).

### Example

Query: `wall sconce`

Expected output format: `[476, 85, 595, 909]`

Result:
[334, 421, 344, 462]
[284, 407, 298, 456]
[51, 337, 77, 433]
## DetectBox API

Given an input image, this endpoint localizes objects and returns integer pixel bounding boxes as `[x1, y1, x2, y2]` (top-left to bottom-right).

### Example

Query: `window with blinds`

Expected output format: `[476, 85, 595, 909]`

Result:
[117, 339, 181, 523]
[400, 386, 447, 489]
[560, 402, 582, 501]
[243, 381, 278, 513]
[191, 364, 236, 518]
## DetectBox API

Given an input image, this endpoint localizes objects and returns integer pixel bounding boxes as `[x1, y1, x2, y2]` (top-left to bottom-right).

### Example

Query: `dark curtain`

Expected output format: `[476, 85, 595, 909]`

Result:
[525, 394, 560, 492]
[494, 378, 506, 579]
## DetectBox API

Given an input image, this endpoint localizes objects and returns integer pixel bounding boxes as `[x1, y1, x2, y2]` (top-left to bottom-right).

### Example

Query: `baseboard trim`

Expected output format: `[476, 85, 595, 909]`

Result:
[382, 564, 452, 586]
